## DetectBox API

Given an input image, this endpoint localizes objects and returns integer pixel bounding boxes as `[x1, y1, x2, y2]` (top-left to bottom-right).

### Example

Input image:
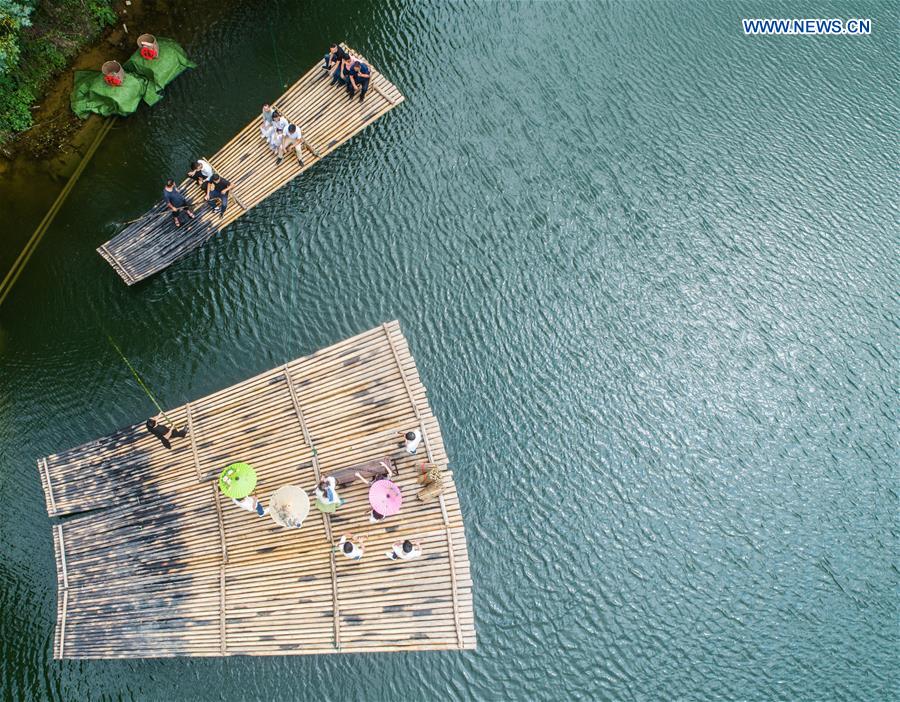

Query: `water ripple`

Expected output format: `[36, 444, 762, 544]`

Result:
[1, 0, 898, 700]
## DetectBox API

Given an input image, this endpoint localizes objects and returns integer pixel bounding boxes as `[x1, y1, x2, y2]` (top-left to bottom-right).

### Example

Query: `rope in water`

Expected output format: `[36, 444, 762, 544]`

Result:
[268, 5, 286, 89]
[107, 335, 174, 426]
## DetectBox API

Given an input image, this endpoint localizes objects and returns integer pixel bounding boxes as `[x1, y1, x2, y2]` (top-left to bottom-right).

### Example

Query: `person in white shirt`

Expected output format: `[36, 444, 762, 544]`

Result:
[232, 493, 267, 517]
[276, 124, 301, 164]
[187, 159, 214, 187]
[267, 111, 289, 152]
[385, 539, 422, 561]
[275, 123, 321, 166]
[314, 476, 344, 513]
[397, 429, 422, 455]
[337, 533, 366, 561]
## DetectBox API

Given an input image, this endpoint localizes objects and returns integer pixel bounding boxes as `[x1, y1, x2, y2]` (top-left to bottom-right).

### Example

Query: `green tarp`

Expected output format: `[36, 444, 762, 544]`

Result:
[70, 38, 195, 118]
[124, 37, 196, 103]
[70, 71, 150, 118]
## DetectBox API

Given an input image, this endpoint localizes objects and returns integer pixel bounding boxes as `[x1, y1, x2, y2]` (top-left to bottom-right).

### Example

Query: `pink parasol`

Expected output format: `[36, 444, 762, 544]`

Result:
[368, 479, 402, 516]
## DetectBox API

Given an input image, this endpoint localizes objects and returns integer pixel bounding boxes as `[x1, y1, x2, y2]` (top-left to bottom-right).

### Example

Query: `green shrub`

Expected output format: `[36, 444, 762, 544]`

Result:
[0, 0, 35, 73]
[0, 76, 32, 132]
[86, 0, 115, 28]
[0, 0, 117, 143]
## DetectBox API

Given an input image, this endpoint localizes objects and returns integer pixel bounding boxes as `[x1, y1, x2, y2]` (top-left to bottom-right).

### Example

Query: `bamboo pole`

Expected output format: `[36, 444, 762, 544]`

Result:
[219, 563, 227, 654]
[187, 403, 202, 481]
[383, 322, 463, 646]
[211, 483, 228, 564]
[0, 116, 116, 307]
[59, 590, 69, 659]
[41, 458, 58, 515]
[56, 525, 69, 590]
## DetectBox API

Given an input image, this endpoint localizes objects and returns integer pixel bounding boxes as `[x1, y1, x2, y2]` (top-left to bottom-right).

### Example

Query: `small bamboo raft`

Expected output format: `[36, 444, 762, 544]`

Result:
[98, 45, 404, 285]
[38, 322, 475, 658]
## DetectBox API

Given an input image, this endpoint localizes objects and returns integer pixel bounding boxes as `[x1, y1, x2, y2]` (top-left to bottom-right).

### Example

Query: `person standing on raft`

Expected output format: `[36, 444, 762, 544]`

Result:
[232, 493, 268, 517]
[163, 179, 195, 227]
[146, 416, 188, 449]
[397, 429, 422, 455]
[314, 476, 344, 513]
[260, 103, 275, 140]
[267, 110, 289, 152]
[337, 533, 366, 561]
[385, 539, 422, 561]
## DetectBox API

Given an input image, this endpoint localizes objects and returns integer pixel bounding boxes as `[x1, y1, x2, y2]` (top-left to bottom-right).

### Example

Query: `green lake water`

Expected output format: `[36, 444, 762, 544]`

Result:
[1, 1, 897, 699]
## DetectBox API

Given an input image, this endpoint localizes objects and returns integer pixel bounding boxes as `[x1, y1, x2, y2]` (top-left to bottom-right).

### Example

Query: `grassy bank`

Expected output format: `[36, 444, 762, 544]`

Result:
[0, 0, 118, 147]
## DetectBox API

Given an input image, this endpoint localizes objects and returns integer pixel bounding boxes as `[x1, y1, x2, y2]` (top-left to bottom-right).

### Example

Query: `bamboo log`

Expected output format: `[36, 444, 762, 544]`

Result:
[41, 458, 58, 514]
[187, 402, 202, 481]
[56, 525, 69, 590]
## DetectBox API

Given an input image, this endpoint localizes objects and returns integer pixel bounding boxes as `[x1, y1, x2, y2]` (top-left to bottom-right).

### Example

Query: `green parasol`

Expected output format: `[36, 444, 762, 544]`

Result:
[219, 462, 257, 499]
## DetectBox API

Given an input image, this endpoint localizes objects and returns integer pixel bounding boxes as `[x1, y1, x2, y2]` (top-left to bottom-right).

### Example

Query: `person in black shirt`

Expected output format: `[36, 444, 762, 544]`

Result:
[207, 174, 231, 214]
[324, 44, 349, 70]
[331, 53, 354, 88]
[163, 179, 195, 227]
[347, 60, 371, 102]
[146, 417, 188, 450]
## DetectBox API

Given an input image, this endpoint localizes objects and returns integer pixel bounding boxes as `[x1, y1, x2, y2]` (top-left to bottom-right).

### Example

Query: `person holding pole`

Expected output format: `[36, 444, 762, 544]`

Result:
[163, 179, 195, 227]
[146, 416, 188, 449]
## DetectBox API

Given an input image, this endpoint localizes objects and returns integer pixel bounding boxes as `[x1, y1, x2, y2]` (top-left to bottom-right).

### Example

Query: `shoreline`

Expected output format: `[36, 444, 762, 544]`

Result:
[0, 0, 198, 278]
[1, 0, 186, 179]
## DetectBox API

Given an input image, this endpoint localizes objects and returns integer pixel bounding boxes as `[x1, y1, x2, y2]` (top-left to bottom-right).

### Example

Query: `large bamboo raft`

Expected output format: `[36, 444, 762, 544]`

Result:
[37, 322, 475, 658]
[98, 46, 404, 285]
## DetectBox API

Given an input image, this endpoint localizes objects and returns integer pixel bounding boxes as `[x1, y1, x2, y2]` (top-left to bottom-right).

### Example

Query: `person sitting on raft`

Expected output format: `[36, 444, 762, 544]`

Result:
[386, 539, 422, 561]
[314, 476, 344, 513]
[276, 124, 320, 167]
[163, 179, 195, 227]
[324, 44, 349, 71]
[146, 416, 187, 450]
[355, 460, 397, 523]
[337, 533, 366, 561]
[276, 124, 300, 165]
[347, 60, 371, 102]
[330, 53, 355, 88]
[187, 159, 214, 188]
[267, 111, 289, 153]
[206, 174, 231, 214]
[260, 103, 275, 140]
[232, 492, 267, 517]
